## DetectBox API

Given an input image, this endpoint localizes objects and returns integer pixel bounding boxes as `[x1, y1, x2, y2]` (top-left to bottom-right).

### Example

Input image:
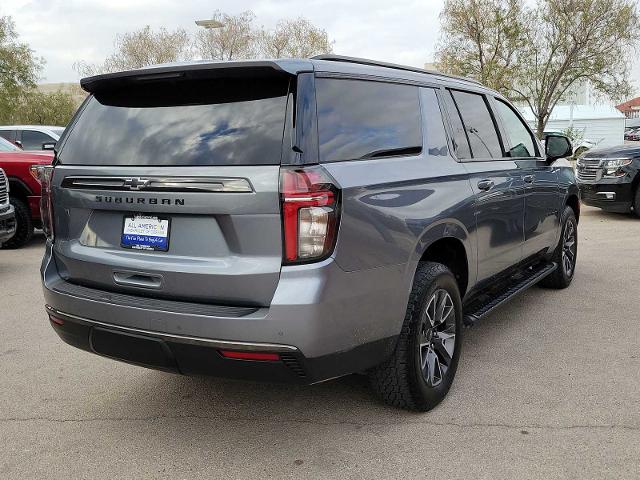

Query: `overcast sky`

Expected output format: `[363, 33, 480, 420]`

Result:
[2, 0, 639, 91]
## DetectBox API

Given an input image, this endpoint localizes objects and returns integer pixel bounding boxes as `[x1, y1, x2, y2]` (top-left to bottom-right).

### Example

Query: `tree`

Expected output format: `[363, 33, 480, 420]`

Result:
[436, 0, 640, 137]
[194, 11, 258, 61]
[0, 16, 43, 123]
[436, 0, 527, 94]
[11, 90, 77, 125]
[76, 25, 191, 76]
[259, 17, 334, 58]
[515, 0, 640, 137]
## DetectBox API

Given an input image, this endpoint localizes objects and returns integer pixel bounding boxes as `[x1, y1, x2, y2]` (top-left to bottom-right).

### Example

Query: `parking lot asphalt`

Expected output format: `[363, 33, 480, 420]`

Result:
[1, 205, 639, 479]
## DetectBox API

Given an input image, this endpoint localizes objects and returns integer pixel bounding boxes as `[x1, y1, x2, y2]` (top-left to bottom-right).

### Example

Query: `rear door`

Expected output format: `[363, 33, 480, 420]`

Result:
[441, 89, 526, 283]
[52, 71, 291, 307]
[492, 98, 560, 259]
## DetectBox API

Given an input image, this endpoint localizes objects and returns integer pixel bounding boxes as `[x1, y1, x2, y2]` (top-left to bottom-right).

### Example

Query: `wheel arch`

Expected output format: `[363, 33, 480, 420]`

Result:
[410, 221, 474, 299]
[566, 193, 580, 223]
[7, 177, 33, 201]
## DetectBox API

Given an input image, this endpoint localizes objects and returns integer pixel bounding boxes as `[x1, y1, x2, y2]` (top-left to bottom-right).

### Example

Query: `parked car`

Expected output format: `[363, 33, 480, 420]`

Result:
[0, 125, 64, 151]
[624, 128, 640, 142]
[0, 142, 53, 248]
[0, 168, 17, 246]
[40, 56, 579, 411]
[577, 144, 640, 217]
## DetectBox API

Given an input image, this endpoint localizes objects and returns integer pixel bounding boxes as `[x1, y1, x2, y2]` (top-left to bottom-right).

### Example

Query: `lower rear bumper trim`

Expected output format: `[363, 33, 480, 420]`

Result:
[45, 305, 299, 353]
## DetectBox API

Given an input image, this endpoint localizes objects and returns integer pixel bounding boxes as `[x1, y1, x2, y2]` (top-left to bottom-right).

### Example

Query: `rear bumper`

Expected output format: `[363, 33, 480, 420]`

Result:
[578, 182, 633, 213]
[0, 204, 16, 243]
[41, 242, 406, 383]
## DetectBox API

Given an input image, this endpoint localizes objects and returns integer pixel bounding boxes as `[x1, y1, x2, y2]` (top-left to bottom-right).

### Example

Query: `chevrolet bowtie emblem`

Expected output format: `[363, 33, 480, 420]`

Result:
[123, 177, 151, 190]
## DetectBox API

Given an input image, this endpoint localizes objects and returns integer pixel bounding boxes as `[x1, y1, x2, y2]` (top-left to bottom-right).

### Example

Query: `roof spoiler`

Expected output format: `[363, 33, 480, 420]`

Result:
[80, 60, 305, 94]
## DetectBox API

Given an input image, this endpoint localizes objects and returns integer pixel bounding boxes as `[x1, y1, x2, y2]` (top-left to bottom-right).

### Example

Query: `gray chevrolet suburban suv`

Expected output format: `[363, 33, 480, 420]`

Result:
[40, 55, 579, 411]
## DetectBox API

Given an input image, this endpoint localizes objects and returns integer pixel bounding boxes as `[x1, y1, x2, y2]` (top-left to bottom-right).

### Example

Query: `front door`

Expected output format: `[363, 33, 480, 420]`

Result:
[439, 89, 526, 284]
[490, 98, 560, 260]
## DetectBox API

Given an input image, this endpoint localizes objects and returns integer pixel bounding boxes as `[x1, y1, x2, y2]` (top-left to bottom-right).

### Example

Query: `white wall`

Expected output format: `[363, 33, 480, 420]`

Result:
[541, 118, 625, 148]
[518, 105, 626, 148]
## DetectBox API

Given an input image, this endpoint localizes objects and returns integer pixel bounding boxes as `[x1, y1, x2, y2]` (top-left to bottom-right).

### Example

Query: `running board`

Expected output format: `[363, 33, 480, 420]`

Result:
[463, 262, 557, 326]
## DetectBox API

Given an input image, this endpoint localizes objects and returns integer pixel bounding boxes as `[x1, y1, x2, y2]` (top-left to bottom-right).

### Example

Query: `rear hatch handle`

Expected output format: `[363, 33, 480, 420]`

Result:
[113, 271, 163, 290]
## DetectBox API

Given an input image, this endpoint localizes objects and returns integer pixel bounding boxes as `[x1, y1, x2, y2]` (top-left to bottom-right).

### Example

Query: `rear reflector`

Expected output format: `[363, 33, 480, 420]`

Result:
[219, 350, 281, 361]
[49, 315, 64, 325]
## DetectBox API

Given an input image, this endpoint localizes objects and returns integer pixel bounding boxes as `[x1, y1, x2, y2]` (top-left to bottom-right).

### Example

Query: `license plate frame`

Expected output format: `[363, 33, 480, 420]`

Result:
[121, 214, 171, 252]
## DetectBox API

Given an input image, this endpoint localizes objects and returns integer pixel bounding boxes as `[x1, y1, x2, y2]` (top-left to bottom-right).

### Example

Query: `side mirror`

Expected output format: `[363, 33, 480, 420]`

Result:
[42, 142, 56, 151]
[545, 134, 572, 162]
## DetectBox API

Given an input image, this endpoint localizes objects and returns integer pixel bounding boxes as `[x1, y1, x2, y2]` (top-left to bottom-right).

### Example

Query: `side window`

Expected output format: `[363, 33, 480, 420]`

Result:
[21, 130, 54, 150]
[450, 90, 503, 159]
[316, 78, 422, 162]
[494, 100, 538, 158]
[441, 91, 471, 159]
[421, 88, 449, 157]
[0, 130, 15, 143]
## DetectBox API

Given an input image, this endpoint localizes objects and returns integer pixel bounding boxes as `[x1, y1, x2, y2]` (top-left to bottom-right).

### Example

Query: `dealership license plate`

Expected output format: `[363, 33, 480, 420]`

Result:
[121, 215, 170, 251]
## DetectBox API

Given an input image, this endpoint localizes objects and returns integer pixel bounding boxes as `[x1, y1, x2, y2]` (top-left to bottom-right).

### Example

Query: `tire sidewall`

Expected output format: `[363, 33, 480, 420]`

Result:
[409, 268, 463, 409]
[1, 198, 33, 249]
[559, 208, 578, 283]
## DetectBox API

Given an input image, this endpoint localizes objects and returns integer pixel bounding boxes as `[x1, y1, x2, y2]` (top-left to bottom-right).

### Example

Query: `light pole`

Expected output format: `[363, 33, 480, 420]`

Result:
[195, 19, 224, 29]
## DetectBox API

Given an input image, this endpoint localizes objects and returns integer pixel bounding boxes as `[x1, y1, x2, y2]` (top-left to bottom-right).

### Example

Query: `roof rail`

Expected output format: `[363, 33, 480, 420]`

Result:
[311, 54, 480, 85]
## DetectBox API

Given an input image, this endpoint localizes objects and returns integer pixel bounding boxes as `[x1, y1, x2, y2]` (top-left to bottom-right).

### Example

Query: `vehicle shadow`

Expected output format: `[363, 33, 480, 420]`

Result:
[99, 286, 548, 426]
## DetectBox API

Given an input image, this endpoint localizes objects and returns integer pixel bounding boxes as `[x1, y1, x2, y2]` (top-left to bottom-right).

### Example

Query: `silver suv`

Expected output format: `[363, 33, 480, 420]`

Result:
[40, 56, 579, 410]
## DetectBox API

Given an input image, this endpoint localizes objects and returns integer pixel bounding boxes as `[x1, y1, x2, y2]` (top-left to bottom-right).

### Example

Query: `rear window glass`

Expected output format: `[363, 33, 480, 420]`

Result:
[316, 78, 422, 162]
[58, 77, 289, 166]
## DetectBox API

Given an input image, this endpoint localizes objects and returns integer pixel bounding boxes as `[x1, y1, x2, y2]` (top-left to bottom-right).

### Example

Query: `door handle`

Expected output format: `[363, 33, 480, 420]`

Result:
[477, 179, 494, 191]
[523, 174, 534, 184]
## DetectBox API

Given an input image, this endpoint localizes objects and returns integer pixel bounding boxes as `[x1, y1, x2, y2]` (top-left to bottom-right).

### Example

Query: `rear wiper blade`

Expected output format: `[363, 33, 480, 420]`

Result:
[360, 146, 422, 159]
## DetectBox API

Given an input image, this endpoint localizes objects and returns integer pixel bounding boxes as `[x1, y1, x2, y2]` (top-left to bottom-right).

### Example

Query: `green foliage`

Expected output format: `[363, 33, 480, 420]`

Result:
[436, 0, 640, 137]
[436, 0, 528, 93]
[11, 90, 77, 126]
[0, 16, 43, 123]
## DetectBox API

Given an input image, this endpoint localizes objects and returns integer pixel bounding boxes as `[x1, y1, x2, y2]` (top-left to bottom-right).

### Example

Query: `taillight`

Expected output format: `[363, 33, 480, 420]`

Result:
[280, 166, 340, 264]
[32, 165, 55, 241]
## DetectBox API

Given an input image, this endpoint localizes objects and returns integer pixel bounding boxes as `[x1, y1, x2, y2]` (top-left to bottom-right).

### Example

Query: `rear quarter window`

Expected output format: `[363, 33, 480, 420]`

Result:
[58, 77, 289, 166]
[316, 78, 422, 162]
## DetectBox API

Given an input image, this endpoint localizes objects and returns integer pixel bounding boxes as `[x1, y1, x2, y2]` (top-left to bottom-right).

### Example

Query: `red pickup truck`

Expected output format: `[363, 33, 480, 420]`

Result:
[0, 138, 53, 248]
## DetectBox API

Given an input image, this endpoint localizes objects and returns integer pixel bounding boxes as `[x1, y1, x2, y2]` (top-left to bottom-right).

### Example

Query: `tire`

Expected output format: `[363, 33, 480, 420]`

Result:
[1, 198, 34, 249]
[633, 185, 640, 219]
[539, 206, 577, 289]
[368, 262, 463, 411]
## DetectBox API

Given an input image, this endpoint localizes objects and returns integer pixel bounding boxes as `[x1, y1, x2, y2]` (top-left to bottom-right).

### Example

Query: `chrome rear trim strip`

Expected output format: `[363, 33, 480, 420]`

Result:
[61, 176, 254, 193]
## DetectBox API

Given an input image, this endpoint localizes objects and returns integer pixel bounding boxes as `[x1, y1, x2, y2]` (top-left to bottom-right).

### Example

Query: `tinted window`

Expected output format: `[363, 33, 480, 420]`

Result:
[495, 100, 537, 157]
[58, 77, 289, 166]
[316, 78, 422, 162]
[0, 130, 15, 143]
[441, 91, 471, 159]
[422, 88, 450, 157]
[21, 130, 54, 150]
[451, 90, 503, 159]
